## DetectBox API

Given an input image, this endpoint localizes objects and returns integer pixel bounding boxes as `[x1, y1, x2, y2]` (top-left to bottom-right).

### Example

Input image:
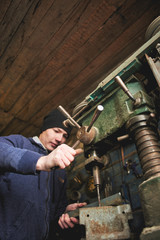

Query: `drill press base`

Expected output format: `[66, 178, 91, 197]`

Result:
[79, 204, 132, 240]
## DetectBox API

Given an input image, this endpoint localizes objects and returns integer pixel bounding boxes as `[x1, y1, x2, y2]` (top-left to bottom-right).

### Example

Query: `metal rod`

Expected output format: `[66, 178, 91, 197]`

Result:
[117, 134, 129, 142]
[115, 76, 136, 102]
[96, 185, 101, 207]
[58, 105, 81, 129]
[87, 105, 104, 132]
[72, 139, 80, 149]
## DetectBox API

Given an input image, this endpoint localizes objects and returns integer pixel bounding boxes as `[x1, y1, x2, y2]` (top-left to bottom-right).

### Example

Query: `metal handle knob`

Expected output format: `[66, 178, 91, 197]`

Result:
[115, 76, 136, 102]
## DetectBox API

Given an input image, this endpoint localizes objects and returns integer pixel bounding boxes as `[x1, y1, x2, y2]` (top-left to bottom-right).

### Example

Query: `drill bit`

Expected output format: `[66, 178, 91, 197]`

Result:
[96, 184, 101, 206]
[93, 165, 101, 207]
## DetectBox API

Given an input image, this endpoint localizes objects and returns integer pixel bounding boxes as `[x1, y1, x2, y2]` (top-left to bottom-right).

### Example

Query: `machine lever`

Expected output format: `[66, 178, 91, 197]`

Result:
[72, 139, 81, 149]
[58, 105, 81, 129]
[87, 105, 104, 132]
[115, 76, 136, 102]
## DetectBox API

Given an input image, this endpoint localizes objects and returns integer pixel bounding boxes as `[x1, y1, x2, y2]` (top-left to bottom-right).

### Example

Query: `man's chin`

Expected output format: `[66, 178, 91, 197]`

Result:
[49, 145, 56, 151]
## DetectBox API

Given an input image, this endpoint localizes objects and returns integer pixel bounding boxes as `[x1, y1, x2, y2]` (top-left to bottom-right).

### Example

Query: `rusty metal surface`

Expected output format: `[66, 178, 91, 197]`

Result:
[76, 126, 97, 145]
[79, 204, 132, 240]
[68, 192, 124, 218]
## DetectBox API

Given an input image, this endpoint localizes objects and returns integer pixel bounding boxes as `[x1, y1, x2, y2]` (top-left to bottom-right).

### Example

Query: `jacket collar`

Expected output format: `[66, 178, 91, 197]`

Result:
[32, 136, 49, 153]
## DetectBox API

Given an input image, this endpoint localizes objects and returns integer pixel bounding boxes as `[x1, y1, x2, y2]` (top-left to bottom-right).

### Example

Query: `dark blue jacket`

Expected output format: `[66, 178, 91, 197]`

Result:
[0, 135, 68, 240]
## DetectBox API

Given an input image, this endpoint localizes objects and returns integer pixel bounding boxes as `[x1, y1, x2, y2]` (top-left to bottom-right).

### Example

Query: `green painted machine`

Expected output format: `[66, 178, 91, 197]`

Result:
[58, 19, 160, 240]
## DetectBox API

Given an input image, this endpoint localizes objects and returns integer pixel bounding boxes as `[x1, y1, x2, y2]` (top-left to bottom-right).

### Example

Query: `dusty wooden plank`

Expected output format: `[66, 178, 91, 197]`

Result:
[8, 0, 126, 118]
[0, 0, 33, 57]
[47, 0, 126, 71]
[20, 124, 40, 137]
[4, 118, 42, 137]
[26, 0, 125, 75]
[0, 0, 55, 80]
[0, 0, 82, 108]
[0, 0, 91, 94]
[0, 109, 14, 133]
[0, 0, 11, 24]
[0, 0, 108, 110]
[15, 0, 158, 121]
[0, 118, 27, 136]
[0, 117, 39, 137]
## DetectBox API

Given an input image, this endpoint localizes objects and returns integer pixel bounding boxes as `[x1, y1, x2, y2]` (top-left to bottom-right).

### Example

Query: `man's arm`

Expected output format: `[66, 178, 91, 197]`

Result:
[0, 136, 82, 173]
[0, 136, 42, 174]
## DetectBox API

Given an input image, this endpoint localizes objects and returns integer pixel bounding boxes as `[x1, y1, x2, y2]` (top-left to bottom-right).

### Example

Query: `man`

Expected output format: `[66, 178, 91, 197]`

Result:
[0, 109, 86, 240]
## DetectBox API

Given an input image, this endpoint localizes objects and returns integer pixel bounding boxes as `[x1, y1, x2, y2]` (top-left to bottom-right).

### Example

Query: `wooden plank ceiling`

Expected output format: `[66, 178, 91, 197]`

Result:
[0, 0, 159, 137]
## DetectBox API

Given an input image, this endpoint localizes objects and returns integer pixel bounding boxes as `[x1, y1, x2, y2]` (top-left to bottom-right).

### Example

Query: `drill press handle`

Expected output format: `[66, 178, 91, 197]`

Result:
[58, 105, 81, 129]
[75, 105, 104, 146]
[58, 104, 104, 146]
[115, 76, 136, 102]
[87, 105, 104, 132]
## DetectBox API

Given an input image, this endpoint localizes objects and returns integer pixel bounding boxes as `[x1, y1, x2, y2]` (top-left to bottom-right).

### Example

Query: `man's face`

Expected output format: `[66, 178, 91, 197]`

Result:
[39, 127, 68, 151]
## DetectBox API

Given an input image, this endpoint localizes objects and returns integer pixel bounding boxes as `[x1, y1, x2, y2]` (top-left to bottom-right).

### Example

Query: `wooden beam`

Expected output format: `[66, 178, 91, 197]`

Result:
[0, 0, 11, 24]
[0, 0, 33, 57]
[0, 117, 39, 137]
[0, 0, 55, 79]
[0, 109, 14, 133]
[0, 0, 83, 109]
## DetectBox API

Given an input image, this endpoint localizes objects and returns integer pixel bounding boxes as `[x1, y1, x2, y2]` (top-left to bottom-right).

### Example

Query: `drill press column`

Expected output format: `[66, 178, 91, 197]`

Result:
[85, 150, 104, 206]
[126, 114, 160, 240]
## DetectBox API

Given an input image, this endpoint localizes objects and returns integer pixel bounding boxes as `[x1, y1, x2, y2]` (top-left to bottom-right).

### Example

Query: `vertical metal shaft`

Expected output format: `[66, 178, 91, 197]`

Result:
[72, 139, 81, 149]
[93, 165, 101, 206]
[96, 184, 101, 207]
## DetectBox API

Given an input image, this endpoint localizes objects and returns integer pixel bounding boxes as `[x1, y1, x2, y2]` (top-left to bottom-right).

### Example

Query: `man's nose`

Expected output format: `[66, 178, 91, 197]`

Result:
[56, 133, 64, 142]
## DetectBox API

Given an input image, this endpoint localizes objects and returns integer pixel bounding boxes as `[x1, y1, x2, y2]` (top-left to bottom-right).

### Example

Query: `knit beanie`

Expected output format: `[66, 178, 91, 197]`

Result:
[41, 109, 72, 136]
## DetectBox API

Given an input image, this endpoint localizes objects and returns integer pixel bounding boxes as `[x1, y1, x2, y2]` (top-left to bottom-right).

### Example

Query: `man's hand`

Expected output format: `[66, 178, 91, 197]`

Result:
[36, 144, 83, 171]
[58, 202, 87, 229]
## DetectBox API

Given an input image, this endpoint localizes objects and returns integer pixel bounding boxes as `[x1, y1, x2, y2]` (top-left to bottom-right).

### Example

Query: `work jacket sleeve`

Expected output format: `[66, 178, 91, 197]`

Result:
[0, 135, 43, 174]
[53, 170, 68, 220]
